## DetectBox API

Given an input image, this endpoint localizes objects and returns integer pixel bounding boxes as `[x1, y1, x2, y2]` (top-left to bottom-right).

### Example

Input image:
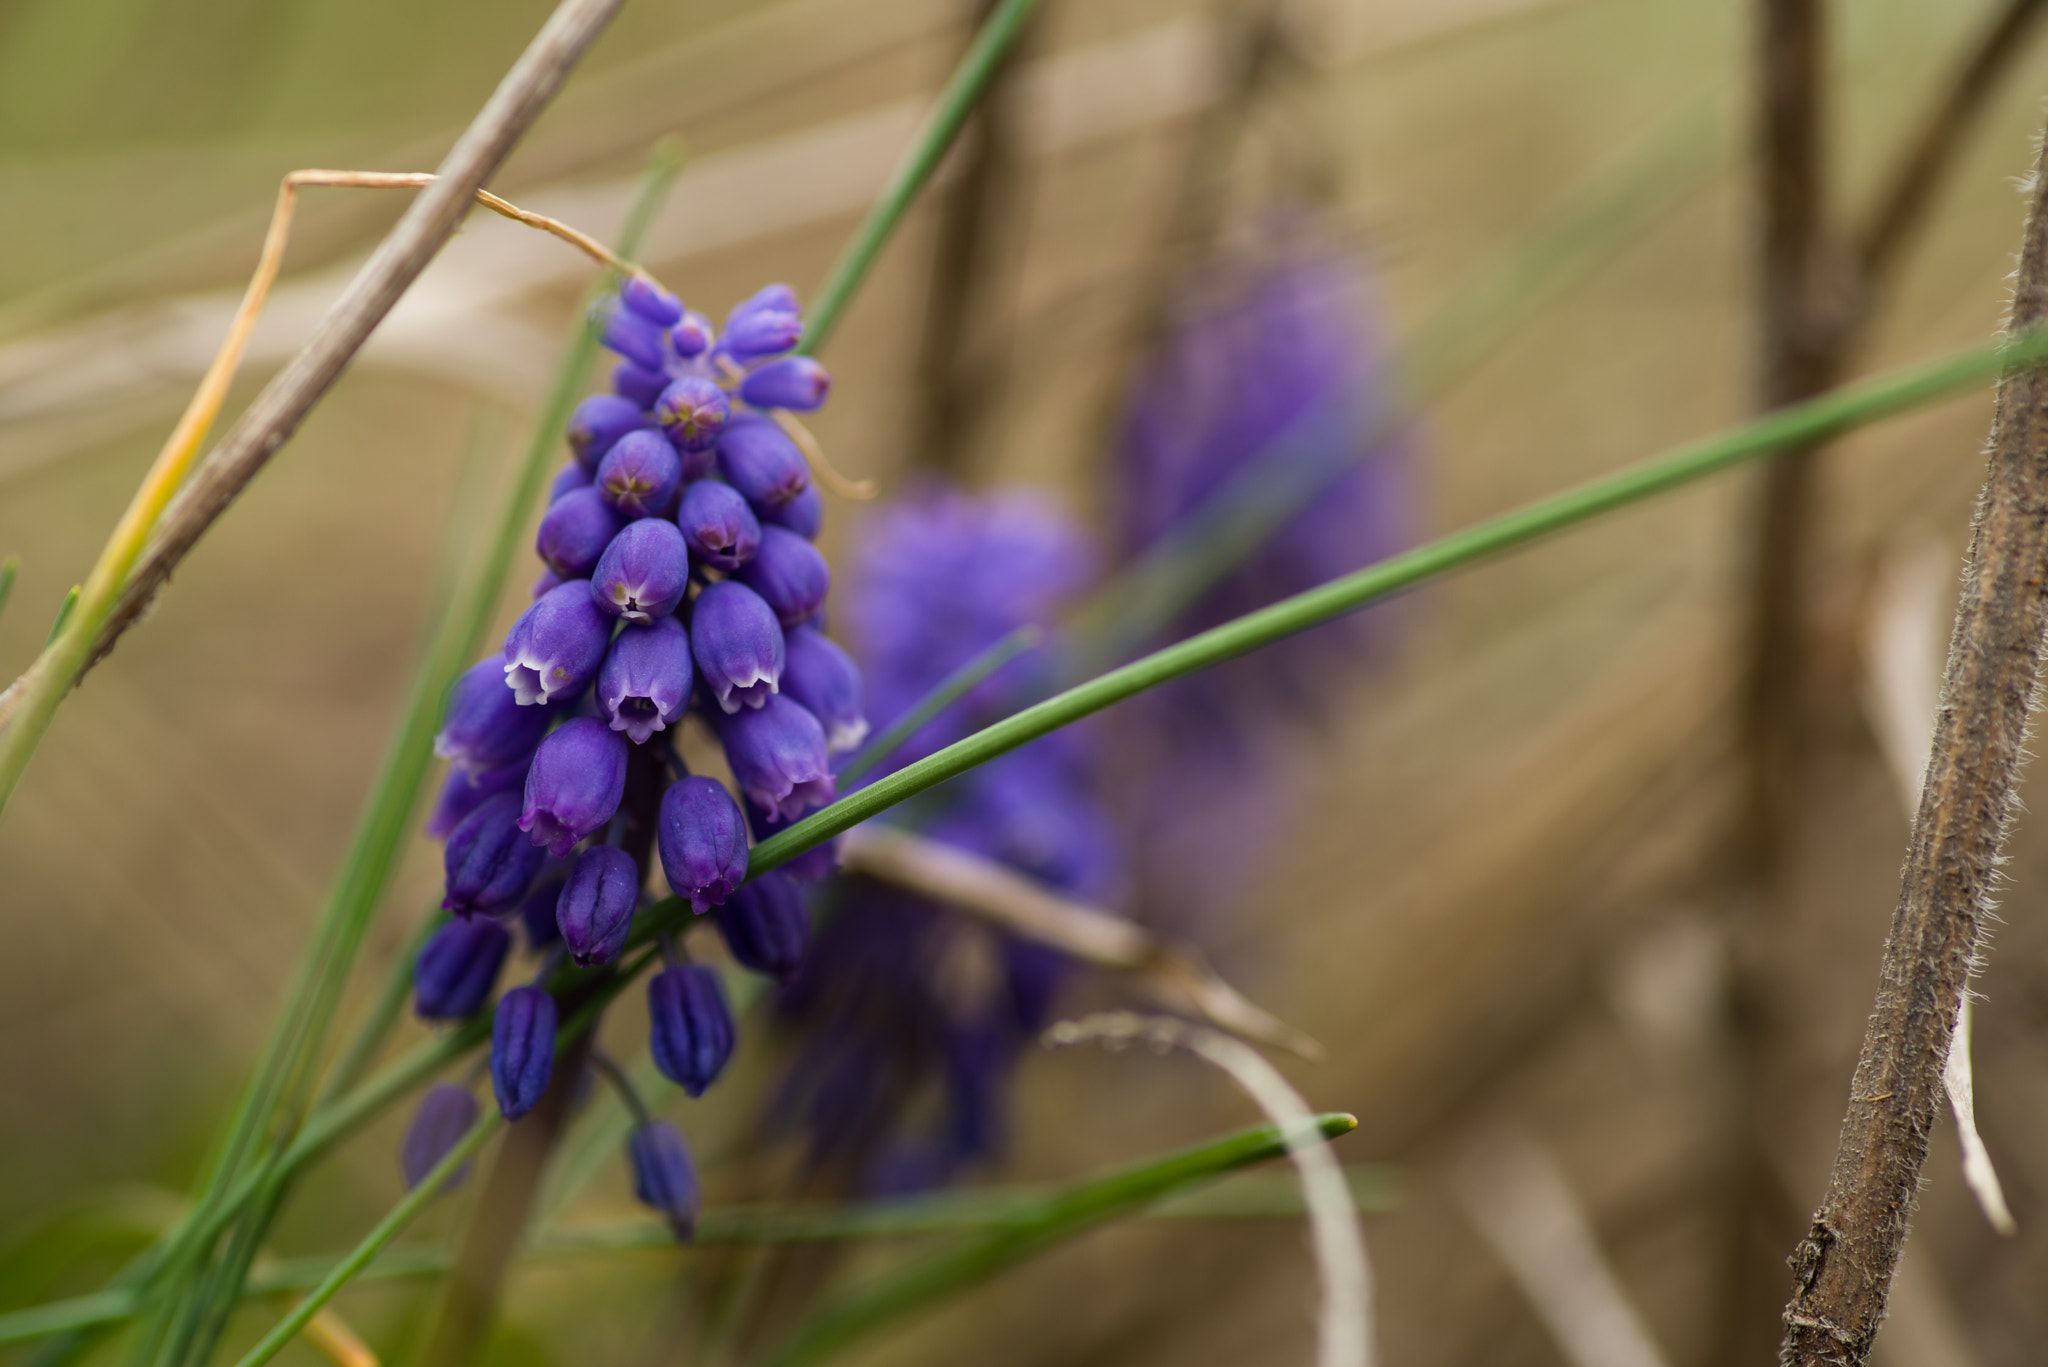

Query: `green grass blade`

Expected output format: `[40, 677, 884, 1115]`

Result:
[0, 557, 17, 621]
[758, 1113, 1358, 1367]
[835, 625, 1041, 784]
[41, 587, 78, 650]
[747, 327, 2048, 879]
[798, 0, 1041, 355]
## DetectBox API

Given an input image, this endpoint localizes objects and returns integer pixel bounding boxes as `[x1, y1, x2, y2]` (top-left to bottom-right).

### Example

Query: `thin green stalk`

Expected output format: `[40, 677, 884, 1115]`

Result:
[227, 1114, 503, 1367]
[748, 326, 2048, 879]
[758, 1113, 1359, 1367]
[835, 625, 1041, 783]
[798, 0, 1043, 355]
[316, 908, 444, 1105]
[0, 556, 17, 621]
[41, 587, 78, 650]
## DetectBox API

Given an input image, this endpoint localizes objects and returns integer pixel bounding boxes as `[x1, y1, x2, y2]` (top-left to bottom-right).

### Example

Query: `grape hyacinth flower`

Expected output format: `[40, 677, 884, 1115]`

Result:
[401, 1083, 481, 1191]
[628, 1121, 701, 1240]
[781, 625, 866, 754]
[419, 276, 860, 1204]
[415, 917, 511, 1020]
[648, 964, 736, 1097]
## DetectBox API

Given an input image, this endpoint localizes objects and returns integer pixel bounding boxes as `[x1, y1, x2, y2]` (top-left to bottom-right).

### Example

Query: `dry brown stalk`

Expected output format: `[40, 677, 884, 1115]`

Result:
[1778, 125, 2048, 1366]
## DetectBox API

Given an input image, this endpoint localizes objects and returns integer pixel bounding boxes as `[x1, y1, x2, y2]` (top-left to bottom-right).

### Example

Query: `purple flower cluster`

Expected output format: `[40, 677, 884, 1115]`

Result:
[771, 484, 1117, 1190]
[405, 278, 864, 1235]
[1113, 238, 1409, 929]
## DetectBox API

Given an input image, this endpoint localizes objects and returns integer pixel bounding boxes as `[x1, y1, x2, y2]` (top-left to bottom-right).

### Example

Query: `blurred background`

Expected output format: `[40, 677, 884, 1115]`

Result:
[4, 0, 2048, 1363]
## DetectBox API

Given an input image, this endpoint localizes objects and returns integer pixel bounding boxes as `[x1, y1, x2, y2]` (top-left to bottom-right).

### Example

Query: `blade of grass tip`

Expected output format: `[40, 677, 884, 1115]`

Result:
[227, 1114, 502, 1367]
[1067, 98, 1724, 673]
[746, 327, 2048, 879]
[835, 625, 1041, 783]
[797, 0, 1042, 356]
[0, 557, 17, 621]
[41, 587, 78, 650]
[758, 1113, 1357, 1367]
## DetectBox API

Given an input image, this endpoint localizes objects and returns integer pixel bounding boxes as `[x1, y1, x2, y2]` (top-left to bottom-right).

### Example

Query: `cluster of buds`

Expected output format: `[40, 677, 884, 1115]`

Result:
[403, 277, 865, 1237]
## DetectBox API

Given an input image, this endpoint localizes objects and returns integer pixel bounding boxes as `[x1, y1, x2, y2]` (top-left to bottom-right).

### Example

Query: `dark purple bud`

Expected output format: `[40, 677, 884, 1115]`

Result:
[425, 758, 527, 840]
[518, 862, 569, 948]
[520, 717, 628, 856]
[648, 965, 735, 1097]
[716, 695, 833, 821]
[613, 361, 669, 410]
[415, 916, 511, 1019]
[621, 274, 683, 327]
[568, 394, 646, 471]
[400, 1083, 480, 1191]
[550, 461, 593, 504]
[671, 310, 712, 358]
[598, 616, 693, 743]
[714, 871, 809, 981]
[764, 481, 823, 539]
[592, 518, 690, 623]
[532, 567, 563, 600]
[443, 791, 547, 914]
[735, 525, 829, 627]
[536, 486, 628, 579]
[654, 375, 729, 455]
[738, 357, 830, 412]
[556, 846, 639, 966]
[504, 580, 613, 705]
[689, 580, 784, 713]
[721, 309, 802, 360]
[491, 986, 558, 1120]
[436, 658, 551, 773]
[602, 305, 668, 372]
[781, 626, 867, 754]
[657, 776, 750, 913]
[727, 283, 799, 323]
[596, 429, 683, 518]
[715, 416, 808, 510]
[674, 479, 760, 571]
[745, 798, 839, 883]
[627, 1121, 700, 1240]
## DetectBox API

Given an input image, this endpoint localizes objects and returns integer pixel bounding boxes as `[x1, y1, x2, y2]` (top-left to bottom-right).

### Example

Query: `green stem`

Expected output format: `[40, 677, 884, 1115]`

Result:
[748, 326, 2048, 878]
[758, 1113, 1358, 1367]
[0, 556, 17, 621]
[798, 0, 1043, 356]
[835, 625, 1041, 783]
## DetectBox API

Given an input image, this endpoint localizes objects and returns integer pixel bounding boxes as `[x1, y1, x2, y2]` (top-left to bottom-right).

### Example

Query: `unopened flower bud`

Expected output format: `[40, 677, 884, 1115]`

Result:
[671, 310, 712, 358]
[443, 791, 546, 914]
[648, 965, 735, 1097]
[592, 517, 690, 623]
[613, 361, 669, 410]
[654, 375, 729, 455]
[400, 1083, 480, 1191]
[714, 870, 809, 981]
[518, 861, 569, 948]
[550, 461, 593, 504]
[781, 626, 867, 754]
[597, 616, 693, 743]
[627, 1121, 700, 1240]
[415, 916, 511, 1019]
[656, 776, 750, 912]
[727, 283, 799, 322]
[716, 694, 833, 820]
[721, 309, 802, 360]
[689, 580, 784, 712]
[715, 417, 809, 511]
[556, 846, 639, 966]
[436, 658, 552, 773]
[738, 357, 830, 412]
[596, 429, 683, 518]
[621, 274, 683, 327]
[491, 986, 558, 1120]
[675, 479, 760, 571]
[736, 525, 830, 627]
[567, 394, 646, 471]
[765, 481, 823, 539]
[536, 486, 628, 579]
[520, 717, 628, 856]
[425, 759, 527, 840]
[504, 580, 612, 706]
[602, 304, 668, 372]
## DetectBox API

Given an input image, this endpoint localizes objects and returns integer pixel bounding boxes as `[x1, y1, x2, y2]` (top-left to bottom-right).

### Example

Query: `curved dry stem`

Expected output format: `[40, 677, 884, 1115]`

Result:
[773, 409, 877, 499]
[1044, 1012, 1371, 1367]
